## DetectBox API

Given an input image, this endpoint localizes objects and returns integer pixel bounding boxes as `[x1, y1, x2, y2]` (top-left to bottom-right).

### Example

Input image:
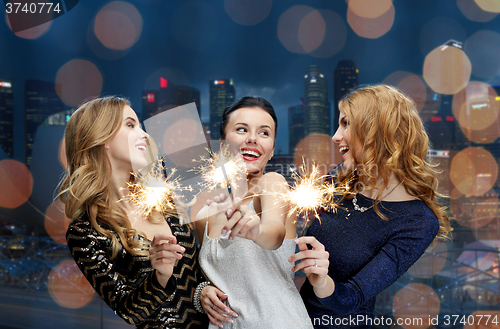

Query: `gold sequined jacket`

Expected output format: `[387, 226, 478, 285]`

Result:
[66, 214, 209, 329]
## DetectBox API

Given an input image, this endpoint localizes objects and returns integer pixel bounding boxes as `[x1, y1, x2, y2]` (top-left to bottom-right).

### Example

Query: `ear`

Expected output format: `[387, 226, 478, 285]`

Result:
[270, 146, 275, 160]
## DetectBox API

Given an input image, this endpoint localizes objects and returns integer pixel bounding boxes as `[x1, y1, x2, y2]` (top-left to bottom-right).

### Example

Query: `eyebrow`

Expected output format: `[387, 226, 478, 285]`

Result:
[235, 122, 271, 129]
[124, 117, 137, 123]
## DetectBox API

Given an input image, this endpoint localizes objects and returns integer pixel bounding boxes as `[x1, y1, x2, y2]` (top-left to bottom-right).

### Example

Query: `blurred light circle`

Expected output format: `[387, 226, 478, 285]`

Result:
[298, 10, 325, 54]
[277, 5, 316, 54]
[0, 160, 33, 208]
[451, 191, 498, 229]
[94, 1, 143, 50]
[224, 0, 272, 26]
[171, 1, 219, 50]
[294, 134, 332, 176]
[464, 30, 500, 79]
[348, 0, 393, 18]
[45, 199, 71, 245]
[162, 118, 202, 167]
[474, 217, 500, 240]
[408, 242, 447, 278]
[465, 311, 500, 329]
[87, 18, 131, 60]
[457, 0, 498, 22]
[450, 187, 464, 199]
[347, 3, 395, 39]
[452, 81, 500, 131]
[474, 0, 500, 12]
[423, 45, 471, 95]
[55, 59, 103, 107]
[392, 283, 440, 329]
[419, 17, 467, 56]
[59, 138, 67, 169]
[309, 9, 347, 58]
[450, 148, 498, 196]
[383, 71, 427, 113]
[48, 260, 95, 309]
[5, 12, 52, 39]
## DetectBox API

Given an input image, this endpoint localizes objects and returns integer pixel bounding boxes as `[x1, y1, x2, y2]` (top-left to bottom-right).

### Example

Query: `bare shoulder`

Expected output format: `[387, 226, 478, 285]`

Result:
[257, 172, 289, 194]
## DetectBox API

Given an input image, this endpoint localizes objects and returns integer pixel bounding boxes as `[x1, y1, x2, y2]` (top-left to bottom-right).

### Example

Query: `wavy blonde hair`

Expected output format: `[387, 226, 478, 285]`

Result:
[338, 85, 452, 241]
[58, 96, 172, 259]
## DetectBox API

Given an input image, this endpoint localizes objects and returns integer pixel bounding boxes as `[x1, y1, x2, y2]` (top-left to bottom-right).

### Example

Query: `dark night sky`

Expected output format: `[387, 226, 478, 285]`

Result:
[2, 0, 500, 159]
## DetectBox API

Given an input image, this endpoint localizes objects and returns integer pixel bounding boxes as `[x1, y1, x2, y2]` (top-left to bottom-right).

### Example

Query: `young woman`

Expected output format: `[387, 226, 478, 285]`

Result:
[288, 85, 453, 328]
[194, 96, 313, 328]
[60, 97, 208, 329]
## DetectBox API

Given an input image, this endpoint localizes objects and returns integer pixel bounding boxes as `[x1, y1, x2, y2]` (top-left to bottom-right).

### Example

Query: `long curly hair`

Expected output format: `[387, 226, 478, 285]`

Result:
[58, 96, 170, 259]
[338, 85, 452, 241]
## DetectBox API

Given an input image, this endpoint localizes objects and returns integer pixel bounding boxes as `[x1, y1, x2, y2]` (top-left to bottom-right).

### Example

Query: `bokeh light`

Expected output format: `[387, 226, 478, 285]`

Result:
[347, 2, 395, 39]
[450, 190, 498, 229]
[474, 0, 500, 12]
[383, 71, 427, 113]
[452, 81, 500, 143]
[0, 160, 33, 208]
[94, 1, 143, 50]
[45, 199, 71, 245]
[474, 216, 500, 240]
[464, 30, 500, 79]
[347, 0, 393, 18]
[48, 260, 95, 309]
[5, 12, 52, 39]
[55, 59, 103, 108]
[294, 134, 332, 175]
[224, 0, 272, 26]
[277, 5, 316, 54]
[464, 311, 500, 329]
[423, 45, 471, 95]
[408, 242, 447, 278]
[457, 0, 498, 22]
[393, 283, 440, 329]
[449, 148, 498, 196]
[171, 1, 219, 49]
[298, 10, 325, 54]
[162, 118, 204, 167]
[419, 17, 467, 56]
[309, 9, 347, 59]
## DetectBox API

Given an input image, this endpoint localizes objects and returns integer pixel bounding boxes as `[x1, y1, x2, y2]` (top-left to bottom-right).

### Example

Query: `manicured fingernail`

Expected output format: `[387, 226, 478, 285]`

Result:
[228, 319, 234, 324]
[233, 313, 239, 317]
[221, 229, 227, 235]
[181, 247, 186, 252]
[219, 325, 223, 328]
[225, 308, 230, 312]
[229, 236, 233, 241]
[226, 209, 232, 217]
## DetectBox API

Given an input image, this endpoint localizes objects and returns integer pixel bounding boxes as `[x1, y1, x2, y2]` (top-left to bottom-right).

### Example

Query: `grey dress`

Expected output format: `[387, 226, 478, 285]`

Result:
[199, 202, 313, 329]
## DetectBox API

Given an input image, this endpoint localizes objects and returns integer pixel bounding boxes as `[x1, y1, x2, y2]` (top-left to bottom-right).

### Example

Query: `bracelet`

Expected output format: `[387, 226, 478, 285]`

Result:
[193, 281, 211, 313]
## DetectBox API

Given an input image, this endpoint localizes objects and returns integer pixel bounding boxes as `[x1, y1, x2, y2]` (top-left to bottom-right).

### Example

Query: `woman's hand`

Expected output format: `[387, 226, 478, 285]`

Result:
[289, 236, 331, 292]
[222, 203, 261, 241]
[200, 285, 238, 327]
[149, 233, 185, 287]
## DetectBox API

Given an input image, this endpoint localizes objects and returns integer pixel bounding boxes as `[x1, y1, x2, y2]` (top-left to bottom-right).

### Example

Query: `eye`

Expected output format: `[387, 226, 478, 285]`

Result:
[236, 127, 247, 133]
[127, 123, 135, 128]
[259, 130, 270, 136]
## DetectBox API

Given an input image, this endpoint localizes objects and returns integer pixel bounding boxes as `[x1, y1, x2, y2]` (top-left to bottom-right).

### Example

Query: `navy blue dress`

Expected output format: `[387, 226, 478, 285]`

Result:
[300, 193, 439, 328]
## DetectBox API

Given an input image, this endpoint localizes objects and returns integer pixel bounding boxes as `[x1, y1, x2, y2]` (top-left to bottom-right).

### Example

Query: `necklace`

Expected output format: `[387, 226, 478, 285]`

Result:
[352, 181, 403, 212]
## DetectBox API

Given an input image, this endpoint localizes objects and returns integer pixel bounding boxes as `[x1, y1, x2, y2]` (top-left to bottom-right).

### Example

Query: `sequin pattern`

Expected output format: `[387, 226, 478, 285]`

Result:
[66, 214, 209, 329]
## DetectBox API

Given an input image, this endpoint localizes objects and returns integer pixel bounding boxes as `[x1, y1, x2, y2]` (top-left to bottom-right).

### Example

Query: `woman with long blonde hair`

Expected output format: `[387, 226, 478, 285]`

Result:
[289, 85, 452, 328]
[60, 96, 208, 329]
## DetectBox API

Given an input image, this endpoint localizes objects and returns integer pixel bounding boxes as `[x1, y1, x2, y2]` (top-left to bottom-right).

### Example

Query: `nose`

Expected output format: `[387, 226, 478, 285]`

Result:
[140, 126, 149, 140]
[332, 127, 342, 144]
[246, 132, 257, 144]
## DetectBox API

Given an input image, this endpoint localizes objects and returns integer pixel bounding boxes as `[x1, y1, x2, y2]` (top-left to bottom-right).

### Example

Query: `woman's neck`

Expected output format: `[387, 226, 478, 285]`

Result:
[109, 170, 135, 210]
[358, 173, 408, 201]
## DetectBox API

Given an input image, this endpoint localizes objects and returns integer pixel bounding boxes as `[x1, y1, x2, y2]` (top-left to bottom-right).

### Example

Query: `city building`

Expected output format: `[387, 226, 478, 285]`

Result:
[304, 65, 329, 136]
[0, 79, 14, 158]
[209, 79, 235, 140]
[333, 60, 358, 134]
[24, 80, 65, 166]
[43, 108, 78, 126]
[288, 103, 305, 157]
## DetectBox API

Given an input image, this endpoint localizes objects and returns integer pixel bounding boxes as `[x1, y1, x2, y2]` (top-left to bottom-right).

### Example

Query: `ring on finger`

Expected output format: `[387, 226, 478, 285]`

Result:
[314, 260, 318, 268]
[237, 209, 245, 216]
[212, 304, 216, 309]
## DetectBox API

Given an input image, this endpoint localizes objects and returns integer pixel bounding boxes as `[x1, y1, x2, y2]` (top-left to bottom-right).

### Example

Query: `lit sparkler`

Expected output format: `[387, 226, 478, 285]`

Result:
[127, 159, 188, 217]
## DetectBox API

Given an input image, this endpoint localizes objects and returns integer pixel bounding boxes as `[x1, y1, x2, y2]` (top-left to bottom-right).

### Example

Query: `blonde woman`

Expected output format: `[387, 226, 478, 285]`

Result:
[289, 85, 453, 328]
[60, 97, 208, 329]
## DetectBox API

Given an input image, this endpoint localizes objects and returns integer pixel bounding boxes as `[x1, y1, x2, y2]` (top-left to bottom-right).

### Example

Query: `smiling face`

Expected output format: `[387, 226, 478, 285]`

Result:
[105, 105, 149, 174]
[332, 110, 361, 171]
[223, 107, 275, 176]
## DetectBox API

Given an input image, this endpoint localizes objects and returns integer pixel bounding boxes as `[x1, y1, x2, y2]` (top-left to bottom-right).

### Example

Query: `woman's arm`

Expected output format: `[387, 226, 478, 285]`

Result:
[66, 220, 177, 326]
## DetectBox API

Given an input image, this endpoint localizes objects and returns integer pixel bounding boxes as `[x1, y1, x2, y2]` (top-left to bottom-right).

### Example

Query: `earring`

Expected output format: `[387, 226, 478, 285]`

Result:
[269, 157, 272, 161]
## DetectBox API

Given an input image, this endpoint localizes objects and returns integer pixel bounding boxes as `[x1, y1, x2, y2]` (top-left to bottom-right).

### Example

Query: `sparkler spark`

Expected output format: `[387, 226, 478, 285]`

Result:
[126, 159, 187, 217]
[192, 145, 247, 193]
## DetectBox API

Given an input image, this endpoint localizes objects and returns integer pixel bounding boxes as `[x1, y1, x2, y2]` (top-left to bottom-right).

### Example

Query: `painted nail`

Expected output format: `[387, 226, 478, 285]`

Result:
[229, 236, 233, 241]
[221, 229, 227, 235]
[228, 319, 234, 324]
[226, 209, 232, 217]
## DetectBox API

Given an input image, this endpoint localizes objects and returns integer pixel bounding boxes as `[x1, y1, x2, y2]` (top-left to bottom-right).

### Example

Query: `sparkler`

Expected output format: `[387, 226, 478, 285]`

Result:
[281, 162, 353, 232]
[192, 145, 247, 203]
[126, 158, 188, 217]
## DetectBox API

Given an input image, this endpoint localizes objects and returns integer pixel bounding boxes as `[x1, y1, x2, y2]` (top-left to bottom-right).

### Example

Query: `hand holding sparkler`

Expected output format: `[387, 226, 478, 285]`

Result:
[149, 233, 185, 287]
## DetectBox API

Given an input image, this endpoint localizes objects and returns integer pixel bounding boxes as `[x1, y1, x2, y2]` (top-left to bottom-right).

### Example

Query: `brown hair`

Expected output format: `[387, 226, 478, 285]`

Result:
[338, 85, 452, 241]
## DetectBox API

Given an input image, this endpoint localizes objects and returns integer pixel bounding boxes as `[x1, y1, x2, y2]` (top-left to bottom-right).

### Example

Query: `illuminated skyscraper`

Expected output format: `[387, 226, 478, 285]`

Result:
[25, 80, 65, 166]
[209, 79, 235, 140]
[333, 60, 358, 134]
[0, 79, 14, 158]
[288, 103, 305, 156]
[304, 66, 329, 136]
[142, 90, 159, 120]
